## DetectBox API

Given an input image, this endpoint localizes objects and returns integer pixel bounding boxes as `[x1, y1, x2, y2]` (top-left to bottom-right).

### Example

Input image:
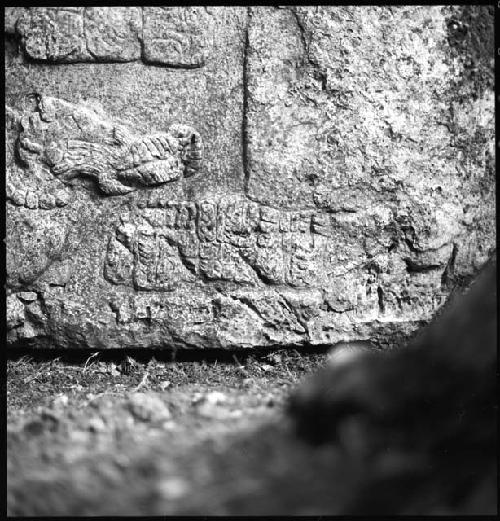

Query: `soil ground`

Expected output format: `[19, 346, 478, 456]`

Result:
[7, 347, 352, 515]
[8, 339, 494, 516]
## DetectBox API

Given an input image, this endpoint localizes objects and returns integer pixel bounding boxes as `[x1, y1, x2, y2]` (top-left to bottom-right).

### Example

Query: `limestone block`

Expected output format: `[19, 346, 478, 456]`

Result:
[5, 6, 495, 350]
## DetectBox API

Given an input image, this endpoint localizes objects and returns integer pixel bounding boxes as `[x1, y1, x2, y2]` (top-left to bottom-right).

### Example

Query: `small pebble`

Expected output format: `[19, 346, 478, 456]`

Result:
[126, 392, 171, 423]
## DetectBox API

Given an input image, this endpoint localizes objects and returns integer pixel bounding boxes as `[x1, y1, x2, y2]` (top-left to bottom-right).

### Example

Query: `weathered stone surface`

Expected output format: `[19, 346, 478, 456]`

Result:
[5, 6, 495, 350]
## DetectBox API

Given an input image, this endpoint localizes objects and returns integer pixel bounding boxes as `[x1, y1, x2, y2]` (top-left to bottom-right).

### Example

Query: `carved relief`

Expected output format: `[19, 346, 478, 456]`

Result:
[107, 215, 197, 291]
[15, 95, 203, 196]
[45, 124, 202, 195]
[103, 197, 453, 297]
[13, 7, 216, 67]
[6, 187, 70, 210]
[104, 199, 337, 290]
[143, 7, 215, 67]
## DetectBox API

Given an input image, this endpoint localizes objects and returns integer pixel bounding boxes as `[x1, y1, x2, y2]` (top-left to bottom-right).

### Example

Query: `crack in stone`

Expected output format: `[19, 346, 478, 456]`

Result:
[441, 243, 459, 290]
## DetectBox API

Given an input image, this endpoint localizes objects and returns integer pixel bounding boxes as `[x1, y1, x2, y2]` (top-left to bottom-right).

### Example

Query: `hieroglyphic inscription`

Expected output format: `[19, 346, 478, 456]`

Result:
[14, 7, 214, 66]
[104, 198, 334, 291]
[16, 7, 87, 62]
[84, 7, 142, 62]
[142, 7, 215, 67]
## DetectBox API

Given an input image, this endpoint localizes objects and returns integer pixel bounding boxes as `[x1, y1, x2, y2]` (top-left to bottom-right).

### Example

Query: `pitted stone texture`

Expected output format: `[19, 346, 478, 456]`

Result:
[5, 6, 495, 350]
[246, 5, 494, 278]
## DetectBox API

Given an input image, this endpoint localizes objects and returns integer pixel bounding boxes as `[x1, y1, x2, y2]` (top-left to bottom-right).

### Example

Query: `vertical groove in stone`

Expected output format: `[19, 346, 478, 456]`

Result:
[242, 7, 251, 196]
